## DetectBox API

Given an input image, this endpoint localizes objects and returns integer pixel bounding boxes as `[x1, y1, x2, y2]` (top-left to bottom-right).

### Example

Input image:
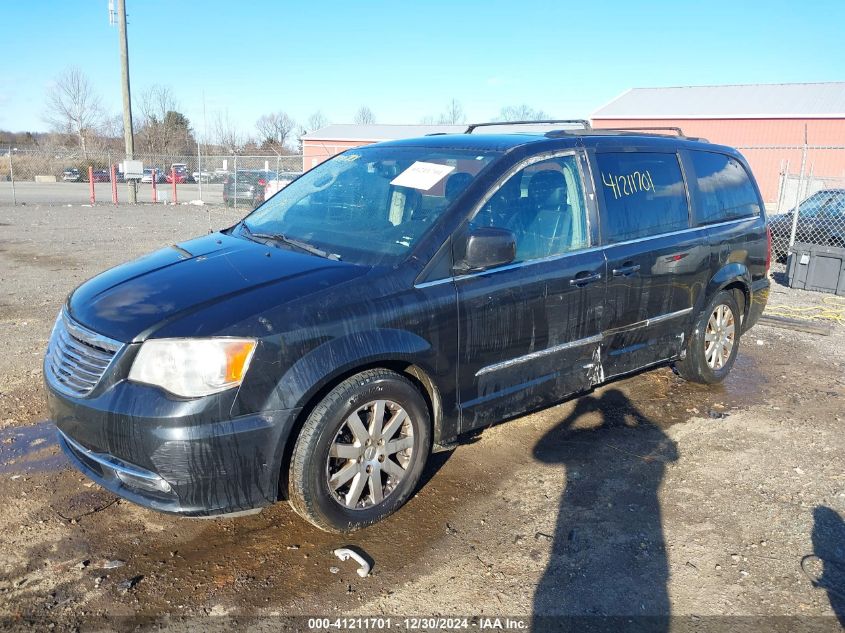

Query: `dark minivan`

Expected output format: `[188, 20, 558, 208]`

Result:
[45, 122, 771, 532]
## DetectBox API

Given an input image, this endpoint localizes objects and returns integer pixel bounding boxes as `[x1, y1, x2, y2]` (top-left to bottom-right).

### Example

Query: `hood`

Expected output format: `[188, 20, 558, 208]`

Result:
[68, 232, 367, 342]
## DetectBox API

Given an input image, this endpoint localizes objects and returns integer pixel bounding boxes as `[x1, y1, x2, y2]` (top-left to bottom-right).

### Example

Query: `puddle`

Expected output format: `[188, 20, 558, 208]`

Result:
[0, 420, 66, 475]
[587, 349, 768, 429]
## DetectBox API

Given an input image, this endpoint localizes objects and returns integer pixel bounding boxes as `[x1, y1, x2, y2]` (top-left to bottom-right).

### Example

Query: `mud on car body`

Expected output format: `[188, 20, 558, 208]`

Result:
[45, 122, 771, 532]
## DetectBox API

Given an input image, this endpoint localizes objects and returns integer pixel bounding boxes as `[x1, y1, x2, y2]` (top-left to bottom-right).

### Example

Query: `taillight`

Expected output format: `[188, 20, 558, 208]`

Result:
[765, 225, 772, 273]
[258, 178, 266, 186]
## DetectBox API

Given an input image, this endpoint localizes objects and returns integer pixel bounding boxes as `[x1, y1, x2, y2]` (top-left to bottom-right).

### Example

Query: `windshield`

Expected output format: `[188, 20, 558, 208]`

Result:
[797, 191, 845, 217]
[241, 146, 498, 265]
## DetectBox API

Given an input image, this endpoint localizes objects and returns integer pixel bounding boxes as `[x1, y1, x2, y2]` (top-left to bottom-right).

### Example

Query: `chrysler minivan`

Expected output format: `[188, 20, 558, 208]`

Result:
[45, 122, 771, 532]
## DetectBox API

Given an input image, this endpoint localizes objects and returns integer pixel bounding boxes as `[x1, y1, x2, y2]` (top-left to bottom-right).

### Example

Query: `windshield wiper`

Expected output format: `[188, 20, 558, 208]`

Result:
[241, 223, 340, 260]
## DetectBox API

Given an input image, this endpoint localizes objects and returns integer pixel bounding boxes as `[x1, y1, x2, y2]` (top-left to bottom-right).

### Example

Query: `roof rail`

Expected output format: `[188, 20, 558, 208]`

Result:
[465, 119, 592, 134]
[589, 126, 687, 137]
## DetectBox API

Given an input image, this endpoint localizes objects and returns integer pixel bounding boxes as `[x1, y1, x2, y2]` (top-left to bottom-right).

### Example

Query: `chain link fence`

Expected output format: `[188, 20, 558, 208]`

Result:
[737, 145, 845, 261]
[3, 144, 844, 259]
[0, 147, 303, 209]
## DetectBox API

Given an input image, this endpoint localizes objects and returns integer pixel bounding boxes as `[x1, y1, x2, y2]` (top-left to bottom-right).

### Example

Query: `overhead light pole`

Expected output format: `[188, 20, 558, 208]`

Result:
[117, 0, 136, 203]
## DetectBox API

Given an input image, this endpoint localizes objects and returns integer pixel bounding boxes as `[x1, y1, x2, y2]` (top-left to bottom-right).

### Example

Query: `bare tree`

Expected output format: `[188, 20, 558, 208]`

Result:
[438, 98, 466, 125]
[136, 85, 178, 126]
[306, 111, 328, 132]
[211, 110, 243, 153]
[43, 67, 104, 158]
[497, 104, 551, 121]
[255, 111, 297, 151]
[134, 85, 195, 154]
[353, 106, 376, 125]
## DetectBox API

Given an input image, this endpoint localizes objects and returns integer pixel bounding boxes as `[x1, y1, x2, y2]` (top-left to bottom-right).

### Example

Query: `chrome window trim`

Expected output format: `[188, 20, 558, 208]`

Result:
[414, 217, 754, 289]
[473, 307, 693, 377]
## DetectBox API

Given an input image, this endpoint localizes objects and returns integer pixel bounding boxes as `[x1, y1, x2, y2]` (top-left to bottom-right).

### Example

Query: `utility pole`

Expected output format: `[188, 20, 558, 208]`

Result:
[117, 0, 136, 203]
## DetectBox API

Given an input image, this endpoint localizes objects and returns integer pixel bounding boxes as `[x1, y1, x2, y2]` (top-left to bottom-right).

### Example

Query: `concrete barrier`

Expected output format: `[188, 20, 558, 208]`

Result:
[34, 175, 57, 183]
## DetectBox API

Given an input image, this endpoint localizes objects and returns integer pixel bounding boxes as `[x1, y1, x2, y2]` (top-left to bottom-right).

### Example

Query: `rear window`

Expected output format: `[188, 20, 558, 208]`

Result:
[689, 151, 761, 224]
[596, 152, 690, 243]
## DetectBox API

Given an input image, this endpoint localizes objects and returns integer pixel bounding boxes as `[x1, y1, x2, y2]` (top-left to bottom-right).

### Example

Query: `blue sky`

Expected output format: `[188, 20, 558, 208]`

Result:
[2, 0, 844, 137]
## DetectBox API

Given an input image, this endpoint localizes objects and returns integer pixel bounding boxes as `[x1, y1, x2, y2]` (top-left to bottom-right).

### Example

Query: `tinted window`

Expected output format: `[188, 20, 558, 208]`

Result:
[596, 152, 689, 243]
[690, 151, 761, 223]
[472, 154, 589, 262]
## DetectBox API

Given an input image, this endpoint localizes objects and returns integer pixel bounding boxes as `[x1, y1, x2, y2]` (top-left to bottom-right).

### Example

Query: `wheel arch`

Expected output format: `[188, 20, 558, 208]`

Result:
[702, 263, 752, 328]
[273, 331, 446, 499]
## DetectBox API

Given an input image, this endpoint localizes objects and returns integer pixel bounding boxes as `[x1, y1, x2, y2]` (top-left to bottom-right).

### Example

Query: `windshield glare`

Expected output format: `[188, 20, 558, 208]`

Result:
[242, 147, 497, 264]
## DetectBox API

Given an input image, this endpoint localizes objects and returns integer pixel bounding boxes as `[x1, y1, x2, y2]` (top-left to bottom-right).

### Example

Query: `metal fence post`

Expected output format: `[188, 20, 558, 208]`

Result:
[197, 139, 203, 202]
[111, 164, 118, 204]
[788, 131, 808, 251]
[233, 154, 238, 210]
[776, 158, 789, 213]
[88, 166, 95, 205]
[8, 146, 16, 206]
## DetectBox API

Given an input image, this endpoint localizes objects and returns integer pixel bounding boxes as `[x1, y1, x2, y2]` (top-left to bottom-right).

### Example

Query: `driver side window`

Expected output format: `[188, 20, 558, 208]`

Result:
[473, 155, 589, 262]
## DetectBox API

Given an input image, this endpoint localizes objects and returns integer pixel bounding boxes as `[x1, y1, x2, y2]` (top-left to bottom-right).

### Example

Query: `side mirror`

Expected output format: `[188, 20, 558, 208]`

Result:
[456, 226, 516, 272]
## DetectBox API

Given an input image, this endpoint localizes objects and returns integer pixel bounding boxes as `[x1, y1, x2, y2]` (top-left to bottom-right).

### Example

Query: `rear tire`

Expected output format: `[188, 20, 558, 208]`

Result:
[674, 290, 741, 384]
[288, 369, 431, 532]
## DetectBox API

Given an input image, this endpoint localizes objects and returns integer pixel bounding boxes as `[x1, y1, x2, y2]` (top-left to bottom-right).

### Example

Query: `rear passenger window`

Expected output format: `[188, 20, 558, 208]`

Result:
[690, 151, 762, 224]
[596, 152, 689, 243]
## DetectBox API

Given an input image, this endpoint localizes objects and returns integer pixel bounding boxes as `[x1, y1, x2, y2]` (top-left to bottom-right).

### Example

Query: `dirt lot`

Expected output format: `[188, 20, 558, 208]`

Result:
[0, 203, 843, 631]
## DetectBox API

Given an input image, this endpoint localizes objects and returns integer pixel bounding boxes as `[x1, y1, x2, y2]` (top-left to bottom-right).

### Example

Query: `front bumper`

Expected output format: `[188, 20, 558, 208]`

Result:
[47, 380, 300, 517]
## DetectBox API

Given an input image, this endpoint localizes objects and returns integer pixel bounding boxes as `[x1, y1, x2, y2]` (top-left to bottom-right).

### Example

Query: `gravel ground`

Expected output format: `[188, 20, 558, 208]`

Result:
[0, 203, 843, 631]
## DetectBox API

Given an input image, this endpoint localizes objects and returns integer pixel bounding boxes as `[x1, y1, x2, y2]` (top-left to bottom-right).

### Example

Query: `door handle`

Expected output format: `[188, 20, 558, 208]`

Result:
[570, 272, 602, 287]
[612, 264, 641, 276]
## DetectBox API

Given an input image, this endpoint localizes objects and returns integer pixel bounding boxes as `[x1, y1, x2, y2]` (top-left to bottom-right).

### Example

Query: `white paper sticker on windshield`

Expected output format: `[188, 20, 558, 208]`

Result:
[390, 161, 455, 191]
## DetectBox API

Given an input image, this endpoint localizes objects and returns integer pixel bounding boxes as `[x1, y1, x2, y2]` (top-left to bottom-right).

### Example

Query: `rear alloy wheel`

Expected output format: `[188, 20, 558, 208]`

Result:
[288, 369, 430, 532]
[704, 304, 736, 370]
[674, 290, 741, 384]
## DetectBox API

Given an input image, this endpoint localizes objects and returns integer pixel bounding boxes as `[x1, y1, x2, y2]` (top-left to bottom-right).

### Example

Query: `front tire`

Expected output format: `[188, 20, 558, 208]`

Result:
[674, 290, 741, 384]
[288, 369, 431, 532]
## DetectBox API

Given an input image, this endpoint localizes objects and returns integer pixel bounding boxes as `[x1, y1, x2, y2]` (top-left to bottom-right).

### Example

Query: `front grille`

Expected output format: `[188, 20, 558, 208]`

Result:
[45, 311, 123, 397]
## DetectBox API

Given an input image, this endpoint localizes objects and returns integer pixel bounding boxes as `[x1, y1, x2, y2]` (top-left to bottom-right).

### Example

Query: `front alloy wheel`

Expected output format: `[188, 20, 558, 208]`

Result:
[327, 399, 414, 509]
[288, 368, 431, 532]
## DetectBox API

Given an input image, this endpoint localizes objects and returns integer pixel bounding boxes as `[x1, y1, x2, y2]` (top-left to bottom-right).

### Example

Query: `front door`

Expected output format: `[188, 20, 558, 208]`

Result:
[456, 152, 606, 431]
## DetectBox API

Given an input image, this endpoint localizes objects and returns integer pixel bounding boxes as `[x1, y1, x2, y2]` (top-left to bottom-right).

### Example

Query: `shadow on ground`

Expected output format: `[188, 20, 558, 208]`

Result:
[810, 506, 845, 625]
[532, 388, 678, 631]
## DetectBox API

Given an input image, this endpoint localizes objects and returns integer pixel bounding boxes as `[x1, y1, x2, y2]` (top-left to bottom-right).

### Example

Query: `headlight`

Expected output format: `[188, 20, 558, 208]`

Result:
[128, 338, 257, 398]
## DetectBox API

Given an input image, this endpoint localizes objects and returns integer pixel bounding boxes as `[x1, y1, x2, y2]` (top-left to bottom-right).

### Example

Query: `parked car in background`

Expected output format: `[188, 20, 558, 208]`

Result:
[165, 164, 193, 184]
[141, 168, 167, 184]
[192, 169, 213, 183]
[211, 169, 231, 183]
[45, 124, 770, 531]
[62, 168, 80, 182]
[769, 188, 845, 259]
[263, 171, 303, 199]
[223, 170, 277, 207]
[83, 169, 110, 183]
